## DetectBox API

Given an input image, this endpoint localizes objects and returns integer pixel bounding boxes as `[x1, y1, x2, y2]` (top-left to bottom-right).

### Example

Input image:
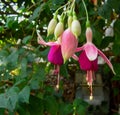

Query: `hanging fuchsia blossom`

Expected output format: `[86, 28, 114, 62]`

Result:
[37, 34, 63, 65]
[37, 33, 63, 89]
[76, 27, 116, 100]
[61, 28, 78, 63]
[48, 45, 63, 65]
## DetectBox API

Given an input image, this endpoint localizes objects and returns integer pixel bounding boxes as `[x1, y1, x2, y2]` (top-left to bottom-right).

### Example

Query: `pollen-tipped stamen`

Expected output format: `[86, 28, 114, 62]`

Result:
[55, 65, 60, 90]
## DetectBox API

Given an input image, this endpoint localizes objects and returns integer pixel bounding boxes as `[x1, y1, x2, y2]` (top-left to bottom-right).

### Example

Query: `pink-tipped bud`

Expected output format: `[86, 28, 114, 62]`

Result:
[54, 22, 64, 38]
[47, 18, 57, 36]
[61, 28, 78, 62]
[68, 16, 73, 28]
[71, 19, 81, 37]
[86, 27, 93, 42]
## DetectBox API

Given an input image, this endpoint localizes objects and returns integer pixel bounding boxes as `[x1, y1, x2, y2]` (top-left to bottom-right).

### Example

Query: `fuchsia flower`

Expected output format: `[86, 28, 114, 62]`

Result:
[37, 33, 63, 89]
[37, 34, 63, 65]
[76, 27, 116, 99]
[48, 45, 63, 65]
[61, 28, 78, 62]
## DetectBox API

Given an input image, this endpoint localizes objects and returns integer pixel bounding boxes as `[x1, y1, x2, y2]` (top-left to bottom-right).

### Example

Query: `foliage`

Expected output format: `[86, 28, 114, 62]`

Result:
[0, 0, 120, 114]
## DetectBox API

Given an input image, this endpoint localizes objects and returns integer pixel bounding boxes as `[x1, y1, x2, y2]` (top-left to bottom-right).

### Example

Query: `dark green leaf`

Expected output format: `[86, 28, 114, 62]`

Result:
[0, 94, 8, 108]
[20, 58, 27, 78]
[100, 37, 113, 49]
[59, 103, 73, 115]
[6, 49, 18, 65]
[29, 3, 45, 21]
[18, 86, 30, 103]
[112, 44, 120, 56]
[45, 96, 58, 115]
[6, 87, 19, 111]
[22, 35, 32, 44]
[28, 95, 44, 115]
[98, 3, 112, 19]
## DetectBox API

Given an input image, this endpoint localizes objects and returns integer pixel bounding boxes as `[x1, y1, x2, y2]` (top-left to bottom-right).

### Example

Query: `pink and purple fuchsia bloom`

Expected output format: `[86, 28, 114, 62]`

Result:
[37, 33, 63, 89]
[76, 27, 116, 100]
[37, 35, 63, 66]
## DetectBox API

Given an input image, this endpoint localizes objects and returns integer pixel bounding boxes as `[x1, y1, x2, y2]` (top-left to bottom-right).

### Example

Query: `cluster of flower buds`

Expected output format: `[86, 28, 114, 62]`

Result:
[47, 1, 81, 62]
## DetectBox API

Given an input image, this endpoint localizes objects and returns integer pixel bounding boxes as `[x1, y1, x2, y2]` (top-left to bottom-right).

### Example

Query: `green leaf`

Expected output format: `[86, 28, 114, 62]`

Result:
[113, 88, 119, 96]
[108, 0, 120, 13]
[100, 37, 113, 49]
[20, 58, 27, 78]
[59, 103, 73, 115]
[29, 4, 45, 21]
[111, 75, 120, 81]
[6, 17, 19, 30]
[6, 87, 19, 111]
[22, 35, 32, 44]
[0, 108, 5, 115]
[45, 96, 58, 115]
[28, 96, 44, 115]
[93, 27, 103, 47]
[0, 26, 4, 32]
[18, 86, 30, 103]
[6, 49, 18, 65]
[60, 64, 68, 77]
[98, 3, 112, 19]
[112, 44, 120, 56]
[0, 93, 8, 108]
[76, 105, 86, 115]
[17, 104, 30, 115]
[113, 63, 120, 75]
[29, 79, 40, 90]
[73, 98, 88, 115]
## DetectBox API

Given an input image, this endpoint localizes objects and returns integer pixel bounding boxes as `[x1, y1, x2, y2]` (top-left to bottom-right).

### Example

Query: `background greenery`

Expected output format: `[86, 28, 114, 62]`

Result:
[0, 0, 120, 115]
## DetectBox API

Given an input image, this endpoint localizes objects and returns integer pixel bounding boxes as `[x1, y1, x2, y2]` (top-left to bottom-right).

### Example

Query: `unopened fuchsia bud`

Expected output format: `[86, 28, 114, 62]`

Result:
[47, 16, 57, 36]
[71, 12, 81, 37]
[54, 22, 64, 38]
[86, 27, 93, 42]
[61, 28, 78, 63]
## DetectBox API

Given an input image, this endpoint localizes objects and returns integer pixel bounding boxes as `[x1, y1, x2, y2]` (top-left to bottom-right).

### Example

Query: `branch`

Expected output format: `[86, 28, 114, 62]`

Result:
[1, 0, 19, 14]
[1, 0, 29, 18]
[0, 10, 18, 15]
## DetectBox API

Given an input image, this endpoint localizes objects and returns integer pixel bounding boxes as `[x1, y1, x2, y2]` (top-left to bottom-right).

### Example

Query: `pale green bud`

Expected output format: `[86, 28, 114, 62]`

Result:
[71, 19, 81, 37]
[54, 22, 64, 38]
[47, 18, 57, 36]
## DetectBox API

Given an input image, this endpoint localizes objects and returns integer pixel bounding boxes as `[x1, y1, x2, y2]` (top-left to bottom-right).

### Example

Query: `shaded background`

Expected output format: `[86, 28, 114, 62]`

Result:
[0, 0, 120, 115]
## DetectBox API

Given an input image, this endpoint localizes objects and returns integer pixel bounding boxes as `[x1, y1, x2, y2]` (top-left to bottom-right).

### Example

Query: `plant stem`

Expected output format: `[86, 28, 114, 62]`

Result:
[71, 0, 75, 11]
[55, 1, 70, 14]
[82, 0, 90, 27]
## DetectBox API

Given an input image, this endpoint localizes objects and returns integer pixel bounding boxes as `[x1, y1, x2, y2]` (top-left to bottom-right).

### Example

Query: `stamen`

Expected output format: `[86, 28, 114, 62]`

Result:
[89, 84, 93, 100]
[55, 65, 60, 90]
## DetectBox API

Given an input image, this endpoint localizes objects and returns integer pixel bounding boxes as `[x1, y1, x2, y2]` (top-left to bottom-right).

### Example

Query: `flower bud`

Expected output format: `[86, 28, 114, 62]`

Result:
[54, 22, 64, 38]
[61, 28, 78, 63]
[47, 18, 57, 36]
[86, 27, 92, 42]
[71, 19, 81, 37]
